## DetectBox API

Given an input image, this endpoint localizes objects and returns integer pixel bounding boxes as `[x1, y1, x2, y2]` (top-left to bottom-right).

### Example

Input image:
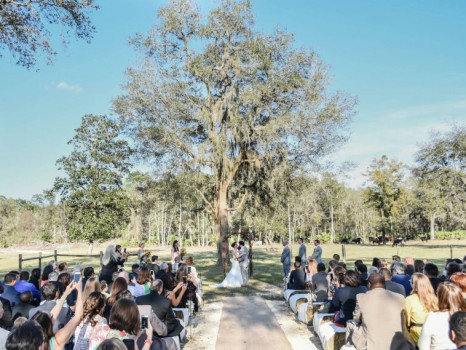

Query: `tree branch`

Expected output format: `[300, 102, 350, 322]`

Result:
[227, 191, 248, 212]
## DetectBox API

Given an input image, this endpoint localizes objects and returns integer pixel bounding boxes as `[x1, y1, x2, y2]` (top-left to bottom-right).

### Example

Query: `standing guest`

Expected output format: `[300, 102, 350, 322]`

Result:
[391, 262, 412, 295]
[424, 263, 441, 293]
[5, 320, 44, 350]
[280, 241, 291, 278]
[0, 300, 9, 347]
[83, 277, 101, 302]
[405, 256, 415, 276]
[379, 268, 406, 297]
[29, 268, 41, 290]
[1, 274, 20, 308]
[32, 281, 83, 350]
[41, 265, 55, 287]
[371, 257, 382, 269]
[312, 263, 329, 302]
[12, 292, 34, 321]
[287, 262, 306, 290]
[14, 271, 41, 301]
[310, 240, 322, 264]
[451, 272, 466, 299]
[418, 283, 466, 350]
[298, 238, 307, 263]
[405, 273, 438, 344]
[138, 268, 151, 295]
[171, 240, 180, 264]
[331, 270, 367, 326]
[29, 282, 70, 333]
[347, 273, 412, 350]
[449, 311, 466, 350]
[136, 279, 183, 337]
[99, 245, 127, 284]
[149, 256, 160, 275]
[74, 291, 107, 350]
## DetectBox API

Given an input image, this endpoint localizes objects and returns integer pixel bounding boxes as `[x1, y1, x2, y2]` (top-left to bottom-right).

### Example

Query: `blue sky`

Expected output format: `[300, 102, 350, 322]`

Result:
[1, 0, 465, 199]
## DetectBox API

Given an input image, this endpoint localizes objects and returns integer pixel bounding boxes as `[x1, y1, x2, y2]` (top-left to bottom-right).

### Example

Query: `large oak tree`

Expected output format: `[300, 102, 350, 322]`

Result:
[114, 0, 355, 265]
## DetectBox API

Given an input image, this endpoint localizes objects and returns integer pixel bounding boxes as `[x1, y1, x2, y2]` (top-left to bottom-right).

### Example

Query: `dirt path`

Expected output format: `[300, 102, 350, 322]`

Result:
[215, 296, 292, 350]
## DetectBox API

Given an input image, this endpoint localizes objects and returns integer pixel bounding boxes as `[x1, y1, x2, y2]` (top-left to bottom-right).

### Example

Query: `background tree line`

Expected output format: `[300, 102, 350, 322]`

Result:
[1, 124, 464, 248]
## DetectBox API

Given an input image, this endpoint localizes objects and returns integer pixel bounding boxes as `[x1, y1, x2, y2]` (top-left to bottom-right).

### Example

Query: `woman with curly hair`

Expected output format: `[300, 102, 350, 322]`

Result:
[74, 292, 107, 350]
[137, 267, 151, 295]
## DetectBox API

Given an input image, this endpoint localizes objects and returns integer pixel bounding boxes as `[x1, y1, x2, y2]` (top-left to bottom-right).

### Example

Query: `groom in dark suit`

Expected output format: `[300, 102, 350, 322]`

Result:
[136, 279, 183, 337]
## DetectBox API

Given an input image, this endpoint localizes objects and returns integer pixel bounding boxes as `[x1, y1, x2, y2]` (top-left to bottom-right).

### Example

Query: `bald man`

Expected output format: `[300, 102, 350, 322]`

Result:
[348, 273, 413, 350]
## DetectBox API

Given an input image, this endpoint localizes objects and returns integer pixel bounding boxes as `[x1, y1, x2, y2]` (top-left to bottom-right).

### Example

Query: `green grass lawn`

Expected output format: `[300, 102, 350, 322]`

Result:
[1, 240, 464, 301]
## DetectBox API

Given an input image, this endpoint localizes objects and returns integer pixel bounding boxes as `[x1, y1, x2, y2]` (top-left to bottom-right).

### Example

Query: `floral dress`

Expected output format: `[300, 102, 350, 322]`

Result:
[88, 324, 132, 350]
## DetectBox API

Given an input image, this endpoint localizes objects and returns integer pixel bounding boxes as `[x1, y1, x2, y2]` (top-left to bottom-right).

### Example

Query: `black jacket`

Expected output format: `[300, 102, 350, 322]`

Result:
[136, 291, 183, 337]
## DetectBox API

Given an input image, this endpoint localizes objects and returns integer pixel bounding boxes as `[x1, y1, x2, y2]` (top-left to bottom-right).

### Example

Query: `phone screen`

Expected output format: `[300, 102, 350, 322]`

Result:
[141, 315, 149, 329]
[187, 266, 191, 274]
[124, 247, 127, 253]
[183, 276, 187, 284]
[73, 272, 81, 283]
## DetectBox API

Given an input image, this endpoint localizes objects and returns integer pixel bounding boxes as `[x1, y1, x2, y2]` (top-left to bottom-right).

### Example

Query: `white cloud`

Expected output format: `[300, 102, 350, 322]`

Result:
[56, 81, 82, 93]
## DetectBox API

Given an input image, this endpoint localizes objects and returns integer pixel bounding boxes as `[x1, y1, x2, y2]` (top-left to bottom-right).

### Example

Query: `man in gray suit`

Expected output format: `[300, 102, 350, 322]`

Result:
[298, 238, 307, 263]
[29, 282, 70, 333]
[238, 241, 249, 286]
[280, 241, 291, 277]
[310, 239, 322, 263]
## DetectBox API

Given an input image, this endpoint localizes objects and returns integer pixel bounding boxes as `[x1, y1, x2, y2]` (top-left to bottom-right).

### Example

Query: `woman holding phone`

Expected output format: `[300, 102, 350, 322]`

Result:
[99, 245, 127, 284]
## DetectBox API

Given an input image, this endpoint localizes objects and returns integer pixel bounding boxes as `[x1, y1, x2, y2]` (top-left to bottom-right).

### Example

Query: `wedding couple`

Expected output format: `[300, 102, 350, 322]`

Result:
[212, 241, 249, 288]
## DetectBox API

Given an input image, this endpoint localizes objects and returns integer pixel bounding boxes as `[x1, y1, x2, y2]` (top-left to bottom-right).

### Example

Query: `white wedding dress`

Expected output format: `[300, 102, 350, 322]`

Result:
[211, 250, 243, 288]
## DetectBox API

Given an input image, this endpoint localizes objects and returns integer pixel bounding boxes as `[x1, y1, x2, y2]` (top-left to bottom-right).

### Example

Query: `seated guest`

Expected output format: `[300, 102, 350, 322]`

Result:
[391, 262, 412, 295]
[0, 286, 12, 330]
[347, 273, 413, 350]
[1, 274, 20, 308]
[12, 292, 34, 321]
[414, 259, 425, 273]
[14, 271, 41, 301]
[138, 267, 151, 294]
[380, 258, 388, 269]
[371, 257, 381, 269]
[29, 282, 70, 333]
[418, 283, 466, 350]
[447, 262, 462, 281]
[331, 270, 367, 326]
[332, 254, 340, 262]
[74, 291, 107, 349]
[185, 256, 198, 280]
[28, 268, 41, 290]
[0, 300, 9, 348]
[82, 267, 95, 288]
[41, 265, 54, 287]
[149, 256, 160, 275]
[96, 338, 128, 350]
[305, 258, 317, 286]
[392, 255, 401, 262]
[118, 270, 145, 298]
[328, 265, 346, 298]
[167, 282, 188, 307]
[405, 273, 438, 345]
[380, 268, 406, 297]
[405, 256, 415, 276]
[32, 281, 83, 350]
[451, 272, 466, 299]
[287, 262, 306, 290]
[173, 266, 199, 312]
[100, 281, 110, 299]
[131, 264, 140, 281]
[424, 263, 441, 293]
[88, 298, 156, 350]
[356, 263, 368, 287]
[155, 263, 173, 292]
[58, 262, 69, 274]
[5, 320, 44, 350]
[449, 311, 466, 350]
[103, 277, 127, 320]
[312, 262, 329, 302]
[83, 277, 101, 302]
[57, 272, 78, 313]
[136, 279, 183, 337]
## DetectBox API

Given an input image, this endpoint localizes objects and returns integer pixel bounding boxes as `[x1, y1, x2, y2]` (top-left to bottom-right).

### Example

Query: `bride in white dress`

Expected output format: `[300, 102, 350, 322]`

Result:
[211, 242, 243, 288]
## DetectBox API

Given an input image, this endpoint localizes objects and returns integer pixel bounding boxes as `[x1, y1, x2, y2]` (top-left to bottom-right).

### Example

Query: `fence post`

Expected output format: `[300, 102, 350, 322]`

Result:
[38, 252, 42, 271]
[450, 245, 453, 259]
[19, 254, 22, 272]
[54, 250, 58, 263]
[99, 251, 103, 266]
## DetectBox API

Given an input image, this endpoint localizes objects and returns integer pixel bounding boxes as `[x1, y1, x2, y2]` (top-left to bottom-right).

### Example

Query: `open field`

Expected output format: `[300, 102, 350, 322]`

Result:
[1, 240, 464, 301]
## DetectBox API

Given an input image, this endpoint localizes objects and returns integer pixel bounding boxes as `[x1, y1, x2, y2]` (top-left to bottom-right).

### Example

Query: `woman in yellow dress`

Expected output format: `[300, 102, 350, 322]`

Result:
[404, 272, 438, 344]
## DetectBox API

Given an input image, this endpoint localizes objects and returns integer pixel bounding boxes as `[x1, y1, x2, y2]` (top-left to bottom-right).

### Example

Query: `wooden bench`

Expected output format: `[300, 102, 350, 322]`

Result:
[312, 312, 346, 350]
[289, 294, 308, 314]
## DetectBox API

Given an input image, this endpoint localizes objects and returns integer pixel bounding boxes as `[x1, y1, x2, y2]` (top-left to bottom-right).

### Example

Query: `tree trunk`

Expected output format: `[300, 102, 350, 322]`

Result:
[178, 202, 182, 247]
[330, 204, 335, 243]
[430, 214, 436, 240]
[287, 199, 292, 242]
[215, 182, 230, 266]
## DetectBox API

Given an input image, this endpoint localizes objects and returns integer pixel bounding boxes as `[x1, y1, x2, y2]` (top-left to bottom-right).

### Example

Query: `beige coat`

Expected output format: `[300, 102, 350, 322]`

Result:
[353, 288, 413, 350]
